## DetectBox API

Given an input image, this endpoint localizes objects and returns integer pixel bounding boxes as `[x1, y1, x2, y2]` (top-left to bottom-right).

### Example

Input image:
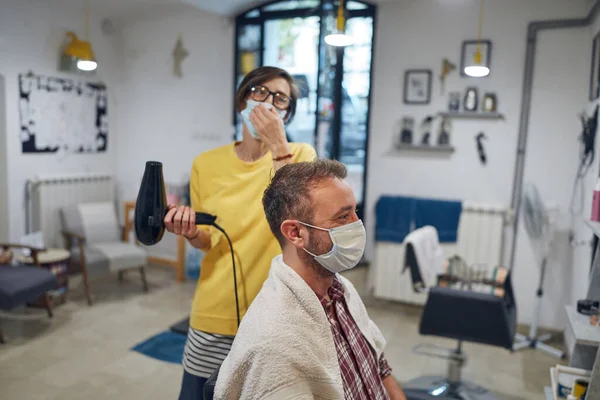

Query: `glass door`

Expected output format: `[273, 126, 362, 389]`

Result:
[234, 0, 376, 220]
[339, 16, 373, 214]
[263, 16, 321, 147]
[315, 4, 374, 218]
[234, 23, 262, 128]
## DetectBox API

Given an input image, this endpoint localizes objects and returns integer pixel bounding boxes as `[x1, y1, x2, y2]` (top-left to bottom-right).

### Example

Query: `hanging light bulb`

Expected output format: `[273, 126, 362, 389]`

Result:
[324, 0, 353, 47]
[64, 32, 97, 71]
[62, 0, 97, 72]
[464, 0, 489, 78]
[464, 48, 489, 77]
[77, 59, 98, 71]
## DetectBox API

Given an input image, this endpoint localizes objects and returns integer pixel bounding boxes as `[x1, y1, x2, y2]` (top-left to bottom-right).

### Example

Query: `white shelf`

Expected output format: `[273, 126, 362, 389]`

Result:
[565, 305, 600, 346]
[585, 219, 600, 238]
[438, 111, 504, 120]
[389, 144, 455, 154]
[544, 386, 554, 400]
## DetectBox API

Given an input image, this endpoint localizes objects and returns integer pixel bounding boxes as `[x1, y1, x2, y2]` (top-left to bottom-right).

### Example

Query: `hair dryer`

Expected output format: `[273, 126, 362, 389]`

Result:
[134, 161, 240, 325]
[134, 161, 217, 246]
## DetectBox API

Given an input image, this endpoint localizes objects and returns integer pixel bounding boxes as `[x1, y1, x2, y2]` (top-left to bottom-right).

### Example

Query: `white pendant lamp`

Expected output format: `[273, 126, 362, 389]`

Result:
[324, 0, 353, 47]
[464, 0, 489, 78]
[63, 0, 97, 72]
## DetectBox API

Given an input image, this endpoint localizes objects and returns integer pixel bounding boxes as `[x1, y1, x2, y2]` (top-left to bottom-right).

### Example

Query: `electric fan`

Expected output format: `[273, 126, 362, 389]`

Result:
[513, 182, 565, 358]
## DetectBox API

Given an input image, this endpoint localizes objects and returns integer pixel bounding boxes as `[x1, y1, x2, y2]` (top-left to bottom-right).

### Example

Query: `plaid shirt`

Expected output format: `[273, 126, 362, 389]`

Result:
[318, 278, 392, 400]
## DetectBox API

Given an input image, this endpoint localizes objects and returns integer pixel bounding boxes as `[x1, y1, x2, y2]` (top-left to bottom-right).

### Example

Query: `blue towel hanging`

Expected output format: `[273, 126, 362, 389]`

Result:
[375, 196, 415, 243]
[415, 198, 462, 243]
[375, 196, 462, 244]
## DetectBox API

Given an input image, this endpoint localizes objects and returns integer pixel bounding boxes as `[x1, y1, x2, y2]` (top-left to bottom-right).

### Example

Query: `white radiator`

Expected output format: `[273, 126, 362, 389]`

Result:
[26, 173, 114, 248]
[372, 203, 510, 305]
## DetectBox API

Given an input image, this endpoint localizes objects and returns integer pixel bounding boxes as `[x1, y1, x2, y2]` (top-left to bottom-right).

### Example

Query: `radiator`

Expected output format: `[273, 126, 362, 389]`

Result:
[26, 173, 114, 248]
[372, 203, 510, 305]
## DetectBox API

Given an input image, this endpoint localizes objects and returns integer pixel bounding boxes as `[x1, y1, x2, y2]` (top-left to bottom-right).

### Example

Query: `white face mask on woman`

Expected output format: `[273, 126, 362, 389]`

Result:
[240, 100, 287, 138]
[299, 220, 366, 274]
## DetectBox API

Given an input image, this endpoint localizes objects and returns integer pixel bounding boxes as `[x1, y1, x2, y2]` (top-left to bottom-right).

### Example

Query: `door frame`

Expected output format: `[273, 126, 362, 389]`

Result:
[233, 0, 377, 222]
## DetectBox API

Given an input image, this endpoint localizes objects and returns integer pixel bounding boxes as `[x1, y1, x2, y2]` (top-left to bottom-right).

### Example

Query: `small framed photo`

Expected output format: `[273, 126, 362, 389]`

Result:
[590, 32, 600, 101]
[460, 40, 492, 77]
[403, 69, 432, 105]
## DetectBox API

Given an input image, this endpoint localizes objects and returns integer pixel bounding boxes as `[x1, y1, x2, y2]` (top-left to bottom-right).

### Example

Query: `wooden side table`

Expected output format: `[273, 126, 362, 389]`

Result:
[16, 248, 71, 305]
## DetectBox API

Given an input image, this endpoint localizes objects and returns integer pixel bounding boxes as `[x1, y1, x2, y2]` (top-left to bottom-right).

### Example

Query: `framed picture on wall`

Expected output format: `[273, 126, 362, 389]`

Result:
[403, 69, 432, 105]
[460, 40, 492, 77]
[590, 32, 600, 101]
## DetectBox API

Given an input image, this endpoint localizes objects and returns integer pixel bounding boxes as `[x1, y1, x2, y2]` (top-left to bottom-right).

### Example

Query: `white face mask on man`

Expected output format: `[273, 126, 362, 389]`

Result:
[299, 220, 366, 274]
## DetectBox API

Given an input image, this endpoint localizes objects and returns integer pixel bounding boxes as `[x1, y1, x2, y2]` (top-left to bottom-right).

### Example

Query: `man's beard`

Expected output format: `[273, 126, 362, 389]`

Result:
[300, 232, 334, 278]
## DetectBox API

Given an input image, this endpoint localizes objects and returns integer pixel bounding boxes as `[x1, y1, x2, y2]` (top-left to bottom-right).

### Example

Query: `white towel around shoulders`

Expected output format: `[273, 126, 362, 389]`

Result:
[214, 255, 387, 399]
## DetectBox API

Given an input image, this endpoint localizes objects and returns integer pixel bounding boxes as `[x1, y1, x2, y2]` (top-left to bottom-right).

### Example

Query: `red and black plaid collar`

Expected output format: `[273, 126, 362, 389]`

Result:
[317, 277, 345, 308]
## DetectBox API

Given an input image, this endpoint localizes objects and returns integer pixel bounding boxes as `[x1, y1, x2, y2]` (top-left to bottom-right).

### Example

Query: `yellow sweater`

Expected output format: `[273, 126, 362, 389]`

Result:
[189, 141, 317, 336]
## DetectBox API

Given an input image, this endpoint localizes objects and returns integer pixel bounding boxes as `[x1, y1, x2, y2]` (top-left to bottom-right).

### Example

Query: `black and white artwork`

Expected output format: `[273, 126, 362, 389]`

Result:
[403, 69, 432, 105]
[19, 73, 108, 153]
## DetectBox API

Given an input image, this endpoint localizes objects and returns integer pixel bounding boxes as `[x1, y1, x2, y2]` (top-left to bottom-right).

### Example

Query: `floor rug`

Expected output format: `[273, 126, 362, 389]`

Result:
[131, 330, 186, 364]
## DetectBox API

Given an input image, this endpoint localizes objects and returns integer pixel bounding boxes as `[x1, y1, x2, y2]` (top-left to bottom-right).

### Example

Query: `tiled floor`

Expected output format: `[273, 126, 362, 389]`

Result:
[0, 265, 562, 399]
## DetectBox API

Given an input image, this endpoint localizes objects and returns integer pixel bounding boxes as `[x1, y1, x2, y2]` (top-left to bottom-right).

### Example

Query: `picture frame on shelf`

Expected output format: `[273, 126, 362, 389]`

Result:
[460, 40, 492, 77]
[590, 31, 600, 101]
[403, 69, 432, 105]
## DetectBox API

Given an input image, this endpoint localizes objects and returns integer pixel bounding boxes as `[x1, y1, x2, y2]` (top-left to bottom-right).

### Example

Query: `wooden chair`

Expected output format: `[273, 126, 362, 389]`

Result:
[60, 202, 148, 305]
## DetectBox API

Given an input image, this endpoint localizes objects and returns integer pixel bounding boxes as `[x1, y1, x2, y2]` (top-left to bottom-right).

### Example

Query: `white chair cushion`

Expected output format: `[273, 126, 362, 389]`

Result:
[78, 202, 120, 244]
[90, 242, 146, 272]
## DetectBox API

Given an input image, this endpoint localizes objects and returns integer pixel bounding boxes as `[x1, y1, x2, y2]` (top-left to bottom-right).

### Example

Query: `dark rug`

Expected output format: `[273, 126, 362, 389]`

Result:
[131, 330, 186, 364]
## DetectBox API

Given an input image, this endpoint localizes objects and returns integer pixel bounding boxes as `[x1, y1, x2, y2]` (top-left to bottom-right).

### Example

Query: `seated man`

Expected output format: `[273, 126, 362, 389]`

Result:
[215, 159, 406, 399]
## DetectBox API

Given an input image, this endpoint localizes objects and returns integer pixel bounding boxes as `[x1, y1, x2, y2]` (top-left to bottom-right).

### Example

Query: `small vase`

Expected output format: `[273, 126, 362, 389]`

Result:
[464, 87, 479, 112]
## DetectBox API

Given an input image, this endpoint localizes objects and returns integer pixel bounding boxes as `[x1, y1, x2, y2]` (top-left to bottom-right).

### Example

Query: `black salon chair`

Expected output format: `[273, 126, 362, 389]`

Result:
[203, 365, 220, 400]
[403, 273, 517, 400]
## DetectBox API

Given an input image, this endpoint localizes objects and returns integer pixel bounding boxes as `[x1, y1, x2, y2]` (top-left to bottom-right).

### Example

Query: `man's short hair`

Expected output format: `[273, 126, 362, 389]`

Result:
[262, 159, 347, 245]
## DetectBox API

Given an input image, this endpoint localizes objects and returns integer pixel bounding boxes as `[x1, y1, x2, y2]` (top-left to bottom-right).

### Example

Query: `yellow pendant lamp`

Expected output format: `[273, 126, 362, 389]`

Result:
[63, 0, 97, 71]
[464, 0, 489, 78]
[324, 0, 353, 47]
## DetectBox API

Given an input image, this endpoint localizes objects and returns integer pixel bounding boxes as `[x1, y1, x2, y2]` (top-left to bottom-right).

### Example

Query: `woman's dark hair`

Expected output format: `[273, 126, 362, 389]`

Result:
[235, 66, 299, 125]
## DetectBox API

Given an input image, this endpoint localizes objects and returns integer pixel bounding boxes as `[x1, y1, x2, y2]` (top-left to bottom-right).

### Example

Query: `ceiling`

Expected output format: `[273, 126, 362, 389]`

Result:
[53, 0, 390, 20]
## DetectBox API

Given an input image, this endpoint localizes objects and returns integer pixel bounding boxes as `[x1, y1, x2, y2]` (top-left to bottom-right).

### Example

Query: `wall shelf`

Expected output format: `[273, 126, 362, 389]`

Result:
[564, 305, 600, 346]
[561, 219, 600, 399]
[388, 144, 455, 154]
[585, 220, 600, 238]
[438, 111, 505, 120]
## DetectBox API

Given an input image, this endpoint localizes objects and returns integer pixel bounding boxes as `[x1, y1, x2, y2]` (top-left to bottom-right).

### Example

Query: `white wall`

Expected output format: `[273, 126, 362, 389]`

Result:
[579, 1, 600, 310]
[0, 0, 123, 242]
[366, 0, 590, 329]
[114, 4, 234, 205]
[0, 75, 7, 243]
[517, 26, 589, 330]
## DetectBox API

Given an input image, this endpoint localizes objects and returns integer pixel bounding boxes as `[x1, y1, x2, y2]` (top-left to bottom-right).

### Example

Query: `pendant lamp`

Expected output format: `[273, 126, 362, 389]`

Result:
[464, 0, 489, 78]
[63, 0, 97, 72]
[324, 0, 353, 47]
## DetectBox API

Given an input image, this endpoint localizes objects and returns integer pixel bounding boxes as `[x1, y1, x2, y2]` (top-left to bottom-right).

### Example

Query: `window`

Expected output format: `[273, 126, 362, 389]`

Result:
[262, 0, 320, 11]
[235, 0, 375, 218]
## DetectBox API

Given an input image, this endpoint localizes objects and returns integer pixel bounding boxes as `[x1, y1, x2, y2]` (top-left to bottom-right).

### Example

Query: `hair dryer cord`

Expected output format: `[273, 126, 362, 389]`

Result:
[211, 222, 240, 327]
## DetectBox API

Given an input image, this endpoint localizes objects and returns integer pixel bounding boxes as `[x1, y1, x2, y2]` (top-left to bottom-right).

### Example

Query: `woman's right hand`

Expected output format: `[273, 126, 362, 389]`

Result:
[164, 205, 199, 239]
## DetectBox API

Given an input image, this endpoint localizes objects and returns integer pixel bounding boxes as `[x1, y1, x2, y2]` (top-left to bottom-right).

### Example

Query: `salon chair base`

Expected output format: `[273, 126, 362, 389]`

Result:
[404, 376, 497, 400]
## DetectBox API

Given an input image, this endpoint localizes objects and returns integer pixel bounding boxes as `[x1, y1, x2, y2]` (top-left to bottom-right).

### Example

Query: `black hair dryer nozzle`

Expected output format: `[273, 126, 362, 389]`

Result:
[134, 161, 218, 246]
[134, 161, 168, 246]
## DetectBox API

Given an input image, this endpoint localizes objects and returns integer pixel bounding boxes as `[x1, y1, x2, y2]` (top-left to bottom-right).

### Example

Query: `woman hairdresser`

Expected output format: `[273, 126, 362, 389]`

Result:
[164, 66, 317, 399]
